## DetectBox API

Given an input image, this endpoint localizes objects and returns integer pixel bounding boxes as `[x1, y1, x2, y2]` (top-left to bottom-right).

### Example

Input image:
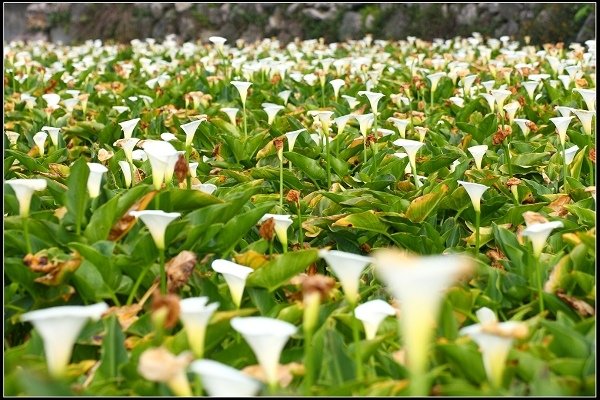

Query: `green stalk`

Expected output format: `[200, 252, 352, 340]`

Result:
[303, 328, 315, 395]
[503, 139, 513, 176]
[194, 376, 204, 397]
[159, 248, 166, 295]
[127, 264, 151, 305]
[535, 256, 545, 314]
[430, 87, 434, 111]
[350, 301, 364, 381]
[562, 142, 569, 186]
[23, 217, 32, 254]
[411, 161, 421, 189]
[475, 210, 481, 254]
[363, 137, 368, 165]
[325, 132, 332, 189]
[321, 83, 325, 107]
[243, 102, 248, 140]
[587, 135, 595, 186]
[279, 157, 284, 208]
[297, 204, 304, 246]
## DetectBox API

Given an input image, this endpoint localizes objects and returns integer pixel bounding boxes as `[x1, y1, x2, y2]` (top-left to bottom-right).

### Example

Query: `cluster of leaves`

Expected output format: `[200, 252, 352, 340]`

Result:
[3, 33, 596, 396]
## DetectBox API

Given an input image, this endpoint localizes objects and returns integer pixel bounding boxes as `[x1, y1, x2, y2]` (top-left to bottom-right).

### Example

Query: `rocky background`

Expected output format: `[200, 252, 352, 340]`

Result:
[4, 3, 596, 45]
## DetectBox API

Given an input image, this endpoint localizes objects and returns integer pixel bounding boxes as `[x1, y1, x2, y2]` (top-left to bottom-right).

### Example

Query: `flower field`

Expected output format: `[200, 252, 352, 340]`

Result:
[3, 33, 596, 396]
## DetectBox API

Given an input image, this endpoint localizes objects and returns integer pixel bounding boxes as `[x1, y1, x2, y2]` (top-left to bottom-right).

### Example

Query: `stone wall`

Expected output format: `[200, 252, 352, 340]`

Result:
[3, 3, 596, 45]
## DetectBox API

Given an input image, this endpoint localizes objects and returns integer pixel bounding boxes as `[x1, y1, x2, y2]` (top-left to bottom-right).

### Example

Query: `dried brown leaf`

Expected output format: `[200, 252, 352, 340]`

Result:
[108, 191, 156, 241]
[166, 251, 197, 292]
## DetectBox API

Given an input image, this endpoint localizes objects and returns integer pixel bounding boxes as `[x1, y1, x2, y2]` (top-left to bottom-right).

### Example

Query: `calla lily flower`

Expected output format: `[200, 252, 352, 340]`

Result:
[113, 138, 140, 164]
[211, 259, 253, 308]
[355, 113, 374, 137]
[42, 93, 61, 110]
[63, 97, 79, 113]
[193, 183, 218, 195]
[490, 89, 512, 113]
[41, 126, 61, 147]
[354, 299, 395, 340]
[549, 116, 573, 145]
[179, 297, 219, 357]
[220, 107, 239, 125]
[480, 93, 496, 113]
[555, 106, 574, 118]
[522, 220, 564, 258]
[334, 115, 352, 136]
[5, 130, 19, 146]
[393, 152, 413, 174]
[189, 359, 262, 397]
[388, 117, 410, 138]
[259, 214, 293, 250]
[129, 210, 181, 250]
[571, 109, 595, 135]
[558, 74, 572, 90]
[181, 118, 207, 147]
[118, 160, 132, 188]
[278, 90, 292, 105]
[521, 81, 539, 100]
[6, 178, 47, 217]
[33, 131, 48, 157]
[113, 106, 129, 114]
[358, 90, 385, 114]
[209, 36, 227, 51]
[458, 180, 489, 212]
[319, 249, 373, 304]
[414, 126, 428, 142]
[86, 162, 108, 199]
[138, 347, 193, 396]
[329, 79, 345, 100]
[564, 145, 579, 165]
[468, 145, 488, 170]
[231, 81, 252, 106]
[188, 162, 199, 179]
[262, 103, 285, 126]
[573, 88, 596, 111]
[460, 74, 478, 96]
[230, 317, 297, 388]
[503, 101, 520, 124]
[141, 140, 178, 190]
[285, 128, 306, 152]
[514, 118, 531, 137]
[21, 302, 108, 377]
[426, 72, 446, 94]
[374, 249, 473, 395]
[459, 307, 528, 388]
[161, 132, 177, 142]
[342, 95, 360, 109]
[119, 118, 141, 139]
[393, 139, 424, 185]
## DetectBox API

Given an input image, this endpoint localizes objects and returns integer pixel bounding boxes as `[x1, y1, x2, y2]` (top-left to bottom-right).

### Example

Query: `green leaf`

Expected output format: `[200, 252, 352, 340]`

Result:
[331, 210, 389, 234]
[284, 151, 327, 181]
[405, 183, 448, 222]
[94, 315, 128, 382]
[156, 188, 223, 212]
[246, 248, 319, 291]
[63, 158, 89, 234]
[214, 202, 276, 254]
[5, 149, 49, 173]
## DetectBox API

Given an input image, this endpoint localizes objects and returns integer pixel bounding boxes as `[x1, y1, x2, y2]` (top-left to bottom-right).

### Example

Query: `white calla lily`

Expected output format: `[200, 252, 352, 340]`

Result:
[549, 116, 573, 145]
[220, 107, 239, 125]
[319, 249, 373, 304]
[458, 180, 489, 213]
[129, 210, 181, 250]
[118, 118, 141, 139]
[522, 220, 564, 258]
[211, 259, 253, 308]
[230, 317, 297, 388]
[21, 303, 108, 377]
[467, 145, 488, 170]
[33, 131, 48, 157]
[285, 128, 306, 152]
[181, 118, 207, 147]
[41, 126, 61, 147]
[6, 178, 47, 217]
[118, 160, 132, 188]
[354, 299, 395, 340]
[179, 297, 219, 357]
[86, 162, 108, 199]
[329, 79, 345, 100]
[189, 359, 262, 397]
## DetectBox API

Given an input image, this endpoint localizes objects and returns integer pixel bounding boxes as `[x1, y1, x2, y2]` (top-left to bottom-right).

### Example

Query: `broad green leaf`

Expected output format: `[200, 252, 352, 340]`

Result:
[246, 248, 319, 291]
[405, 183, 448, 222]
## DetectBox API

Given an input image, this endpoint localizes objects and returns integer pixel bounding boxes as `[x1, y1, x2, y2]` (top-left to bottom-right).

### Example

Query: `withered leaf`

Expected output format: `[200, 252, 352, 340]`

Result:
[104, 304, 143, 331]
[234, 250, 269, 270]
[556, 291, 595, 317]
[547, 195, 571, 217]
[166, 251, 197, 293]
[108, 191, 156, 241]
[24, 250, 82, 286]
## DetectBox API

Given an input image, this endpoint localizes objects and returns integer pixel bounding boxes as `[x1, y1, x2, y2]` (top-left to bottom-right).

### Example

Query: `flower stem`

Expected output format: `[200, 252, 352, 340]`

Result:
[297, 206, 304, 245]
[503, 140, 513, 176]
[127, 264, 151, 305]
[159, 248, 166, 295]
[243, 102, 248, 140]
[475, 210, 481, 254]
[561, 142, 568, 190]
[324, 132, 332, 189]
[411, 161, 421, 189]
[351, 302, 364, 381]
[303, 328, 315, 395]
[535, 256, 545, 314]
[363, 137, 368, 165]
[279, 158, 284, 208]
[23, 216, 32, 254]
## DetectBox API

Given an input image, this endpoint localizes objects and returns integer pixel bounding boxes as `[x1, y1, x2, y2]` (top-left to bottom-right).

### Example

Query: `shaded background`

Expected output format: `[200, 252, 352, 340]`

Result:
[3, 3, 596, 45]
